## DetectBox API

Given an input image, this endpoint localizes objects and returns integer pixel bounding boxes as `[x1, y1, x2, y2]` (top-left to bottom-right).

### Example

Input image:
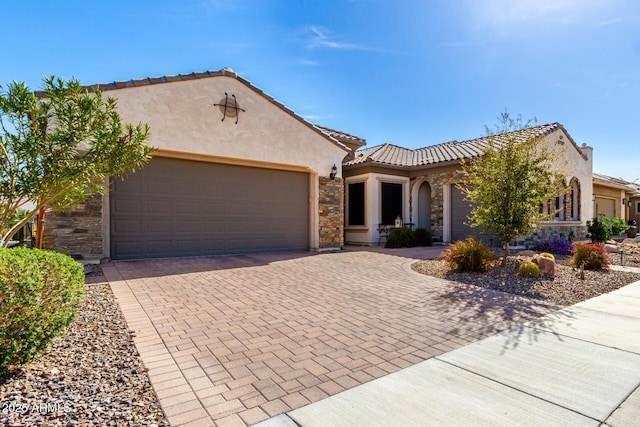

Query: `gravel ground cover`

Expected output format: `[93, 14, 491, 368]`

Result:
[3, 242, 639, 426]
[412, 242, 640, 306]
[1, 277, 169, 427]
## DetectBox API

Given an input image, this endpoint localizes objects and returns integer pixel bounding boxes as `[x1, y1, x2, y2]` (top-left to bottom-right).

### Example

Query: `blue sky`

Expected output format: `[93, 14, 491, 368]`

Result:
[2, 0, 639, 181]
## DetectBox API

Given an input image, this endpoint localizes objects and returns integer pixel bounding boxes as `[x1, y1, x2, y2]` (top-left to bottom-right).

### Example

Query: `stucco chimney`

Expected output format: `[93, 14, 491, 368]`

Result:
[580, 143, 593, 161]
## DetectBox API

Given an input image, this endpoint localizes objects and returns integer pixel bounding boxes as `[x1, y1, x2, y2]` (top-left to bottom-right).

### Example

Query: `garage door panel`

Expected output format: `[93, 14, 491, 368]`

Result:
[595, 198, 615, 218]
[143, 180, 167, 195]
[113, 178, 139, 193]
[204, 204, 225, 215]
[113, 241, 142, 257]
[112, 198, 140, 215]
[176, 239, 203, 252]
[147, 200, 172, 214]
[147, 220, 172, 233]
[176, 221, 200, 233]
[146, 240, 173, 253]
[176, 201, 202, 214]
[111, 157, 309, 259]
[451, 186, 496, 245]
[112, 219, 141, 234]
[226, 202, 250, 216]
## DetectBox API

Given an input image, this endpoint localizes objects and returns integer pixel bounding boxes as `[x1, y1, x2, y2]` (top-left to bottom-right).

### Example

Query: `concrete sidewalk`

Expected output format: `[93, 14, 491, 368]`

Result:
[255, 280, 640, 427]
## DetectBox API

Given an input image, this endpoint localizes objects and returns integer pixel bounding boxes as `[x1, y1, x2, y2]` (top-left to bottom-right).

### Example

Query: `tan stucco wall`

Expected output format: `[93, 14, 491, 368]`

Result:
[344, 173, 410, 245]
[108, 76, 347, 176]
[593, 183, 626, 219]
[541, 129, 594, 224]
[593, 184, 623, 199]
[96, 75, 348, 256]
[630, 197, 640, 225]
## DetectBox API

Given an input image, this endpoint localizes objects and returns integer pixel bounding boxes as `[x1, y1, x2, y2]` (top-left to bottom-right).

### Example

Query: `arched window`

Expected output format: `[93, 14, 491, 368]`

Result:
[568, 177, 581, 220]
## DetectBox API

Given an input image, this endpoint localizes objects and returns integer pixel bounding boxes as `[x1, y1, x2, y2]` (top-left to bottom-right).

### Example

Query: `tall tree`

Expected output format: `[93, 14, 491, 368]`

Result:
[459, 112, 565, 262]
[0, 77, 154, 247]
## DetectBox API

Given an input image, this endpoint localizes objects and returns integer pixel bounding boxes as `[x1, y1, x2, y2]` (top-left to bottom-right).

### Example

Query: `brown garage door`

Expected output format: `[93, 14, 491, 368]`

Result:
[595, 197, 616, 218]
[110, 157, 309, 260]
[450, 186, 496, 246]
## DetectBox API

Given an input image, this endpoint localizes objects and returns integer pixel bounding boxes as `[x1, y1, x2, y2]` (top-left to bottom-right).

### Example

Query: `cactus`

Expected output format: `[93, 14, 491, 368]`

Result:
[519, 261, 541, 278]
[539, 252, 555, 261]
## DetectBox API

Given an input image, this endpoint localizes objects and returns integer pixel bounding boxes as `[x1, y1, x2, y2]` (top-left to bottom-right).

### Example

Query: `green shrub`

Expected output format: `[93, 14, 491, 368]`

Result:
[539, 252, 555, 261]
[385, 227, 417, 248]
[414, 228, 433, 246]
[385, 227, 432, 248]
[570, 242, 610, 270]
[0, 248, 84, 374]
[587, 215, 628, 243]
[440, 238, 496, 273]
[586, 216, 608, 242]
[519, 262, 540, 278]
[605, 217, 630, 237]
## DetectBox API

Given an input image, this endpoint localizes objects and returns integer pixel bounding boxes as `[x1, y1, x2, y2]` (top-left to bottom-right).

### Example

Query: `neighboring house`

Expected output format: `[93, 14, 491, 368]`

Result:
[632, 185, 640, 227]
[43, 69, 350, 261]
[592, 173, 640, 225]
[343, 123, 594, 247]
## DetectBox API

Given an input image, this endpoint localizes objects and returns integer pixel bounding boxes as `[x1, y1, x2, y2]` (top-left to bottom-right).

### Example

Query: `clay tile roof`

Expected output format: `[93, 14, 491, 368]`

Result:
[343, 143, 413, 167]
[316, 126, 366, 147]
[593, 173, 640, 193]
[92, 69, 232, 91]
[345, 122, 576, 168]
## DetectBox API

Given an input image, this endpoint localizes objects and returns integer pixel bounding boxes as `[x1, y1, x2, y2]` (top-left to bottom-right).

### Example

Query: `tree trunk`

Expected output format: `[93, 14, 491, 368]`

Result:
[1, 208, 39, 248]
[36, 206, 46, 249]
[502, 241, 510, 265]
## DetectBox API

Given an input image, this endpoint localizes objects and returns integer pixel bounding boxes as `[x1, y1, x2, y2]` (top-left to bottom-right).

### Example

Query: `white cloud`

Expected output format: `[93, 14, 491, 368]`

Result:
[303, 114, 333, 121]
[305, 26, 363, 50]
[198, 0, 237, 13]
[468, 0, 608, 36]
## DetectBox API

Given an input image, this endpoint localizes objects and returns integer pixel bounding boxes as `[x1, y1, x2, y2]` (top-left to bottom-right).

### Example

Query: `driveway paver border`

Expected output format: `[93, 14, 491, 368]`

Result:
[103, 264, 213, 426]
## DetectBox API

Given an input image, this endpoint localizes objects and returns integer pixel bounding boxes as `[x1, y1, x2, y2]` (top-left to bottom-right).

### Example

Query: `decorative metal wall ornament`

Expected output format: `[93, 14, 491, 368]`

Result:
[213, 93, 245, 124]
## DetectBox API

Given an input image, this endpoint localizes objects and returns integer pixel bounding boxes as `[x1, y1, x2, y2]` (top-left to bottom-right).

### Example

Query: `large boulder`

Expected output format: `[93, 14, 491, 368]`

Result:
[533, 254, 555, 277]
[605, 243, 622, 254]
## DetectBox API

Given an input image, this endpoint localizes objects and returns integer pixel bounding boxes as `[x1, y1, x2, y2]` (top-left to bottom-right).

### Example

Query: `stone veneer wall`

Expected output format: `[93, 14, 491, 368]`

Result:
[525, 224, 588, 246]
[318, 176, 344, 249]
[42, 195, 104, 260]
[409, 170, 588, 245]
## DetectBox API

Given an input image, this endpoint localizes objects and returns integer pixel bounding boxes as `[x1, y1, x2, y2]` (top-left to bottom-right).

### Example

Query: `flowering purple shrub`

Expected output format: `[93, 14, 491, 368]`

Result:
[535, 239, 574, 255]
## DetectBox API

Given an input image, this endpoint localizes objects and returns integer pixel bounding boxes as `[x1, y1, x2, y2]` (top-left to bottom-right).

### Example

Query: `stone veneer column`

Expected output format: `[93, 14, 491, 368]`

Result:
[318, 176, 344, 249]
[42, 194, 104, 261]
[412, 170, 462, 242]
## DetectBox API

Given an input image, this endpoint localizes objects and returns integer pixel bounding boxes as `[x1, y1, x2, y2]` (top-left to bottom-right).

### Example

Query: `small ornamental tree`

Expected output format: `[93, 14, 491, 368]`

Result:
[460, 112, 566, 263]
[0, 77, 154, 247]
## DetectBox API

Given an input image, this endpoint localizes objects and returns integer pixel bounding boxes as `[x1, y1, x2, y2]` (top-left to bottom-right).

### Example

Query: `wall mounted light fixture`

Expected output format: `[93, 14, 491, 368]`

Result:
[329, 164, 337, 179]
[623, 198, 627, 205]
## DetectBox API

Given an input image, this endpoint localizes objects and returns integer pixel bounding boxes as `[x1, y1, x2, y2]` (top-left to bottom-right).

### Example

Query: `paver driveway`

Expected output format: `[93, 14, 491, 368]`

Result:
[103, 249, 560, 427]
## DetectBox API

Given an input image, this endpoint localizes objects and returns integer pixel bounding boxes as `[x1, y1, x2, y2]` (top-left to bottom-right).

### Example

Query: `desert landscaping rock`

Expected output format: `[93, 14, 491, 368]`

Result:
[532, 254, 555, 277]
[0, 282, 168, 427]
[413, 248, 640, 306]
